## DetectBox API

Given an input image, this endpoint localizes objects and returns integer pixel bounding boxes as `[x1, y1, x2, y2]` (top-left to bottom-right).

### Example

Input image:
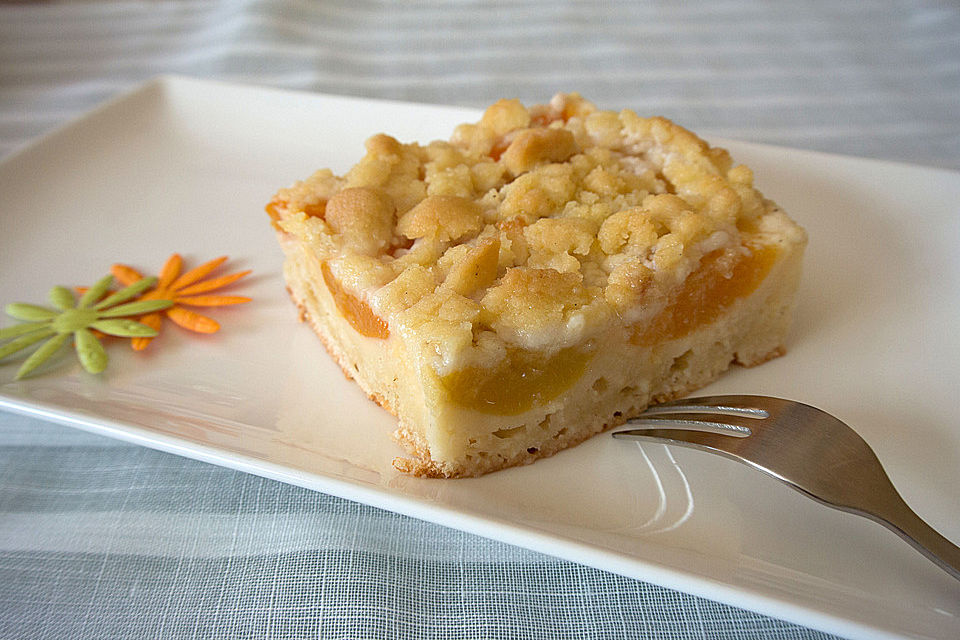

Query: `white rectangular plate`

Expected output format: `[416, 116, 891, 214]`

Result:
[1, 77, 958, 640]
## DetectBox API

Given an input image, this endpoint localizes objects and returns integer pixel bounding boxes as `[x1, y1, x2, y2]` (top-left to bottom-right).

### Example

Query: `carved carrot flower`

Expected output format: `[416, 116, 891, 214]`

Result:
[111, 254, 251, 350]
[1, 276, 172, 379]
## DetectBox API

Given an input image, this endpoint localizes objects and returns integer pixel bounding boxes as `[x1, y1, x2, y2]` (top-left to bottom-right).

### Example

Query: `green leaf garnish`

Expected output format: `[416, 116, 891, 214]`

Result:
[74, 328, 107, 374]
[0, 322, 48, 341]
[5, 303, 57, 322]
[16, 333, 68, 379]
[91, 319, 158, 338]
[49, 286, 75, 311]
[97, 298, 173, 318]
[0, 327, 55, 360]
[94, 276, 157, 310]
[77, 275, 114, 309]
[2, 275, 173, 379]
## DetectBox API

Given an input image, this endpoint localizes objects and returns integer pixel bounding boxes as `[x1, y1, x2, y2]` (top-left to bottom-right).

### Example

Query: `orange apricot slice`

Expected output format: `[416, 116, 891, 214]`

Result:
[441, 346, 591, 416]
[632, 243, 779, 346]
[320, 262, 389, 339]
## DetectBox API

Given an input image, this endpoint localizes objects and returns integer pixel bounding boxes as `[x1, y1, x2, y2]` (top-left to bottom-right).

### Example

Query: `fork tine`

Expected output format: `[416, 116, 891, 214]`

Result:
[653, 394, 791, 413]
[623, 412, 759, 436]
[641, 403, 769, 419]
[612, 428, 752, 456]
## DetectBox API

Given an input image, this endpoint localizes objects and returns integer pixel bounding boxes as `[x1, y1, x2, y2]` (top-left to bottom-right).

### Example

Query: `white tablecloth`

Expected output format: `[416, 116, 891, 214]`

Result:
[2, 2, 958, 638]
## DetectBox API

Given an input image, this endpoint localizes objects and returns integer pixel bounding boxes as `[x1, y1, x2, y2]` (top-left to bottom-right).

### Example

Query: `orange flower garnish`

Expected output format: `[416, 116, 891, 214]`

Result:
[112, 254, 251, 350]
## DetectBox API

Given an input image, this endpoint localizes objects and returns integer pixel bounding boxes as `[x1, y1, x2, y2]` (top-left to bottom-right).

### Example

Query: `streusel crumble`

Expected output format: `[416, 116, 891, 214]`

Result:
[267, 94, 807, 477]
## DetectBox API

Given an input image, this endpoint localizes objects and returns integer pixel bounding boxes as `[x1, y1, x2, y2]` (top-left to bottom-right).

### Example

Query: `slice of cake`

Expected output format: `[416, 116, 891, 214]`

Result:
[267, 94, 807, 478]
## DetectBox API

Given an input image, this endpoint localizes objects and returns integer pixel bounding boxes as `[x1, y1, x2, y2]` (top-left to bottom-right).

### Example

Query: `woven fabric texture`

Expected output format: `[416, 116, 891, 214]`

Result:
[1, 417, 837, 640]
[3, 1, 959, 638]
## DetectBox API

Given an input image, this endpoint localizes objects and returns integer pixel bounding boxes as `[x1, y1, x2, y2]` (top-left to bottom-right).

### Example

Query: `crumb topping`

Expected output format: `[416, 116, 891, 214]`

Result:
[271, 93, 783, 373]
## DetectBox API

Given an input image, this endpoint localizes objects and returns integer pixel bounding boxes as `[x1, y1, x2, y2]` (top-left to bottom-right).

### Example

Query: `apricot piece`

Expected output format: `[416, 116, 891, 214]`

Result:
[266, 199, 326, 221]
[302, 202, 327, 218]
[488, 136, 511, 162]
[632, 243, 778, 345]
[265, 199, 284, 222]
[441, 346, 590, 415]
[321, 262, 389, 339]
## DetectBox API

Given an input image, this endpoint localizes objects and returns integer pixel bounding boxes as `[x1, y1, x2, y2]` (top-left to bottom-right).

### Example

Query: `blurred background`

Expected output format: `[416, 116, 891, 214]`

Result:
[2, 1, 958, 168]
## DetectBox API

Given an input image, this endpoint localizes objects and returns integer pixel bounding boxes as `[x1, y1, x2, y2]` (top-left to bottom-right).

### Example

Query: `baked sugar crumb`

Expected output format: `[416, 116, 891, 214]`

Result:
[272, 93, 781, 372]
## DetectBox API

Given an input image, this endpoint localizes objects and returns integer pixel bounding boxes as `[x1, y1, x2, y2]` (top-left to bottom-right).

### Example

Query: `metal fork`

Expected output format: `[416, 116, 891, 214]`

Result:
[612, 394, 960, 582]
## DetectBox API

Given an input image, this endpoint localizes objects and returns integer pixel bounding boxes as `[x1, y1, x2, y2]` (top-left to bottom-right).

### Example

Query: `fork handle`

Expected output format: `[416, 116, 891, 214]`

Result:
[868, 491, 960, 582]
